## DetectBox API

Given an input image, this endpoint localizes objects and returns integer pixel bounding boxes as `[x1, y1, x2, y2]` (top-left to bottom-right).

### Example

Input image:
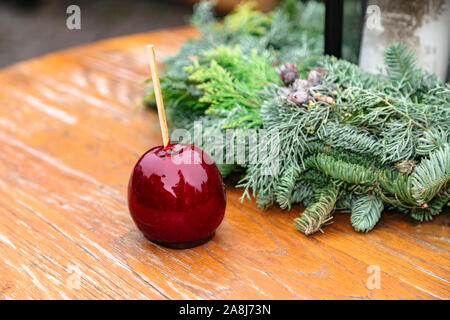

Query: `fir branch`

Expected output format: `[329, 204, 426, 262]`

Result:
[317, 122, 384, 157]
[237, 127, 282, 208]
[350, 195, 383, 232]
[377, 170, 418, 207]
[416, 128, 450, 156]
[294, 184, 338, 235]
[335, 192, 356, 213]
[410, 196, 448, 222]
[421, 84, 450, 105]
[411, 146, 450, 205]
[381, 121, 416, 162]
[383, 43, 444, 102]
[383, 43, 420, 96]
[346, 87, 427, 131]
[291, 182, 315, 206]
[319, 55, 380, 90]
[275, 165, 302, 209]
[305, 153, 377, 186]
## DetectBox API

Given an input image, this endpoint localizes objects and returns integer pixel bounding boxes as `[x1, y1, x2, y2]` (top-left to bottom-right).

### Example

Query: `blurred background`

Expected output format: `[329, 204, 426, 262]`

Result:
[0, 0, 448, 80]
[0, 0, 325, 69]
[0, 0, 197, 68]
[0, 0, 358, 68]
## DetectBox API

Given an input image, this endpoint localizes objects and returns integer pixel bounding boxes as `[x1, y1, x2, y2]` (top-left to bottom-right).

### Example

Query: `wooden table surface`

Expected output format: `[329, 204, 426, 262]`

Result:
[0, 26, 448, 300]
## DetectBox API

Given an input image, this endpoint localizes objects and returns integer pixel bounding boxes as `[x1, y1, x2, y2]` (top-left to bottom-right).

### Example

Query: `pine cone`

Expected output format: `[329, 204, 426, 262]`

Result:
[292, 79, 310, 91]
[288, 90, 310, 106]
[279, 63, 299, 86]
[307, 67, 325, 86]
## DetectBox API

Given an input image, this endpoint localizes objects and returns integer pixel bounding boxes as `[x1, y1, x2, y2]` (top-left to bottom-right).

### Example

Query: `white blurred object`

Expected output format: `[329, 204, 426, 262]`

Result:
[359, 0, 450, 82]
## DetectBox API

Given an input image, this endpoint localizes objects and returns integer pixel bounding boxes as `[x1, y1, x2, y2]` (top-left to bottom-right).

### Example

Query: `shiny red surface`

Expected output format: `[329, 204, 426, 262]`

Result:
[128, 143, 226, 246]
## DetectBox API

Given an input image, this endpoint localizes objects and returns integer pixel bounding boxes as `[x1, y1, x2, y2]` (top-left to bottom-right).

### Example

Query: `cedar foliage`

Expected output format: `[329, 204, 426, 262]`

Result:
[143, 0, 450, 235]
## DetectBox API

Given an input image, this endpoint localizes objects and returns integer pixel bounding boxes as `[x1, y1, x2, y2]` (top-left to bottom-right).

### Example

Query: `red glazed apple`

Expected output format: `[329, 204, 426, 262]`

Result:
[128, 143, 226, 249]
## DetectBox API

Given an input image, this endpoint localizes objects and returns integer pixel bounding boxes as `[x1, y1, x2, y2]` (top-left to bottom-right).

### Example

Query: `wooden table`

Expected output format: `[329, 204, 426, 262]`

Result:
[0, 27, 448, 300]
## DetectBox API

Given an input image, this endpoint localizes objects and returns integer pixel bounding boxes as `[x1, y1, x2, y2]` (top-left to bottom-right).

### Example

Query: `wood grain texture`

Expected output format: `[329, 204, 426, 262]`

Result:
[0, 26, 448, 300]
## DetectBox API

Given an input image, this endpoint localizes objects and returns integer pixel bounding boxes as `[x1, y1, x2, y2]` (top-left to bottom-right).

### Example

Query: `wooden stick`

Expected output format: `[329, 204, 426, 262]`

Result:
[147, 45, 170, 147]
